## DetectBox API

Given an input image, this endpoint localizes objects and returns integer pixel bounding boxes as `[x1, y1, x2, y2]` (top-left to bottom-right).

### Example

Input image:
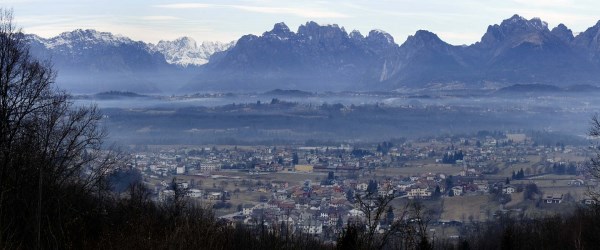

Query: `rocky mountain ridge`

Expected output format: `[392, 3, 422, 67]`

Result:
[183, 14, 600, 92]
[25, 15, 600, 93]
[26, 30, 229, 93]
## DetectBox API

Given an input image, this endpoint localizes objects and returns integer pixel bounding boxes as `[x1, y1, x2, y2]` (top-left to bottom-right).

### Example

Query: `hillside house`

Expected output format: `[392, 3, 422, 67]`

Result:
[502, 185, 516, 194]
[544, 193, 563, 204]
[451, 186, 464, 196]
[300, 221, 323, 235]
[568, 179, 585, 186]
[242, 204, 255, 215]
[407, 185, 432, 199]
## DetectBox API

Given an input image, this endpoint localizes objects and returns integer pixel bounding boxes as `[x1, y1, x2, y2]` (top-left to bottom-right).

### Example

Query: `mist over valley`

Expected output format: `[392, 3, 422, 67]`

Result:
[72, 89, 596, 145]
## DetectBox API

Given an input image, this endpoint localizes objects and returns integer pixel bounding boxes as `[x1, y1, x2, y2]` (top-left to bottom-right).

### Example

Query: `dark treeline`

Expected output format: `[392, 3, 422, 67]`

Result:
[455, 207, 600, 250]
[2, 171, 330, 249]
[334, 204, 600, 250]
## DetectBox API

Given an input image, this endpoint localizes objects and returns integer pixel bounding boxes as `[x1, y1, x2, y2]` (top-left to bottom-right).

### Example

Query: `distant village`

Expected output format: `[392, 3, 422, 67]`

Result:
[119, 132, 599, 240]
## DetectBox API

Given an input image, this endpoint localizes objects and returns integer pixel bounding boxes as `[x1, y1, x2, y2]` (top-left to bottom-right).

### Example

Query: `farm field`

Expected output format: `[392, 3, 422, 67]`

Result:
[375, 164, 462, 177]
[440, 195, 495, 222]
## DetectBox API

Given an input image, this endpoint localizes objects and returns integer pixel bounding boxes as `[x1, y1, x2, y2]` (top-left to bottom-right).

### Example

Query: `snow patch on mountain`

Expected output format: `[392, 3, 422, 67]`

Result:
[27, 30, 234, 67]
[150, 37, 234, 67]
[33, 29, 136, 49]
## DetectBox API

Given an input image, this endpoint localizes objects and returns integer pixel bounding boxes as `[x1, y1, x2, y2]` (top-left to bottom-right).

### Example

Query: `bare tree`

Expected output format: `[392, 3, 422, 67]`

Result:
[0, 9, 119, 248]
[353, 189, 402, 249]
[340, 186, 432, 250]
[588, 114, 600, 202]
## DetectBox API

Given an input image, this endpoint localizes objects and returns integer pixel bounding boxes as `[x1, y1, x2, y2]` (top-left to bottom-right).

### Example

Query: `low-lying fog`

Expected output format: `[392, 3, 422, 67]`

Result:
[74, 90, 600, 145]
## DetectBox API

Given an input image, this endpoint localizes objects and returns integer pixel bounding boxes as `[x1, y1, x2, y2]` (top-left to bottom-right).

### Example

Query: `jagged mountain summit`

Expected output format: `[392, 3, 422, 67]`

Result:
[26, 29, 230, 93]
[572, 20, 600, 61]
[27, 29, 171, 93]
[181, 21, 400, 92]
[181, 15, 600, 92]
[464, 14, 596, 85]
[24, 15, 600, 93]
[149, 37, 234, 67]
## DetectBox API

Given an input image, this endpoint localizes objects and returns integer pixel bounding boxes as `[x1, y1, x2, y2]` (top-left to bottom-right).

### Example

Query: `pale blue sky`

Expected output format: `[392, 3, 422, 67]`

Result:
[6, 0, 600, 45]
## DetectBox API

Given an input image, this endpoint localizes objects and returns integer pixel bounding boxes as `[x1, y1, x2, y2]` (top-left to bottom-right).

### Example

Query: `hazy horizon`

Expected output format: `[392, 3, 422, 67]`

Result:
[9, 0, 600, 45]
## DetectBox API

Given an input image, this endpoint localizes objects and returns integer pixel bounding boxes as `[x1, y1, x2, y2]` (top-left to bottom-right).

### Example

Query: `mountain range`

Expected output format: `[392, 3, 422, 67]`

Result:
[25, 15, 600, 93]
[26, 30, 232, 93]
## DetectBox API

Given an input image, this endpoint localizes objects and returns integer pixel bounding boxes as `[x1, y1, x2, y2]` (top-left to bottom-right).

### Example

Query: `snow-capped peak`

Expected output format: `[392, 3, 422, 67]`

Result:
[26, 29, 233, 67]
[501, 15, 548, 31]
[368, 29, 395, 44]
[158, 36, 197, 50]
[32, 29, 136, 49]
[149, 37, 234, 67]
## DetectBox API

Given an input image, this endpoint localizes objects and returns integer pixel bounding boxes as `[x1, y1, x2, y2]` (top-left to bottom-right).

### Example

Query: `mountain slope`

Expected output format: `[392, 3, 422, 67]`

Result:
[469, 15, 597, 85]
[25, 15, 600, 93]
[383, 30, 476, 88]
[573, 21, 600, 62]
[181, 22, 398, 92]
[183, 15, 600, 92]
[26, 30, 228, 93]
[27, 30, 171, 93]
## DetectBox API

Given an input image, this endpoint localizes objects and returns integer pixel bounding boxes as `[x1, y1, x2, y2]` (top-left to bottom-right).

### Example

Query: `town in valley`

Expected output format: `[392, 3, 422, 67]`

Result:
[117, 131, 597, 241]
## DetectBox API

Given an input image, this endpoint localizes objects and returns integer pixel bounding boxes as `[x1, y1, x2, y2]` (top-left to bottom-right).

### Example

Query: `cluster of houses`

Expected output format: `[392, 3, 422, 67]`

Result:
[125, 132, 600, 239]
[211, 171, 578, 239]
[133, 132, 594, 180]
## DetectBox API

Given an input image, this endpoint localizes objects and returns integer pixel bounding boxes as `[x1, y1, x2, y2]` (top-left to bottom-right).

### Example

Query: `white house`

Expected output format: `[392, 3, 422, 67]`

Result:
[451, 186, 463, 196]
[502, 185, 515, 194]
[568, 179, 585, 186]
[544, 193, 563, 204]
[200, 163, 220, 172]
[397, 181, 415, 192]
[242, 204, 254, 215]
[348, 209, 365, 217]
[300, 221, 323, 235]
[187, 189, 202, 198]
[207, 192, 222, 200]
[356, 182, 368, 191]
[407, 186, 432, 199]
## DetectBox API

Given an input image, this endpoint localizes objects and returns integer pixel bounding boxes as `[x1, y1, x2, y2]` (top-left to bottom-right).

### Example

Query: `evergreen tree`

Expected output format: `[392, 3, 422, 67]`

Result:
[456, 150, 464, 161]
[518, 168, 525, 179]
[433, 185, 442, 199]
[445, 175, 454, 190]
[367, 180, 378, 194]
[336, 214, 344, 230]
[346, 189, 355, 202]
[386, 206, 394, 224]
